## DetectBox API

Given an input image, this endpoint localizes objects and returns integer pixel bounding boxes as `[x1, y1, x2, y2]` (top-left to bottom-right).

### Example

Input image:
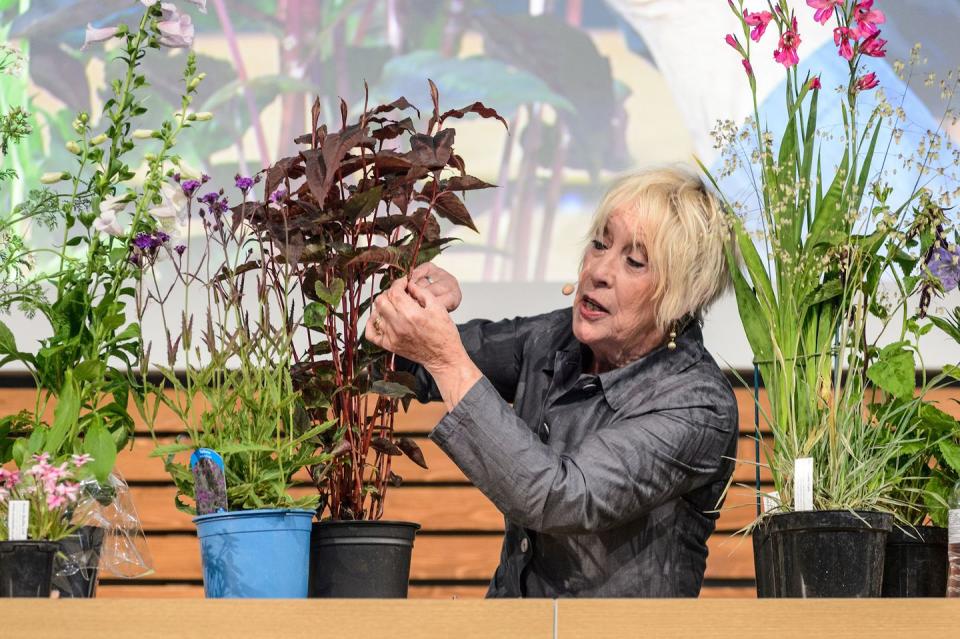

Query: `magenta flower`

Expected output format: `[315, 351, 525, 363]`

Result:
[809, 76, 822, 90]
[806, 0, 844, 25]
[773, 17, 802, 68]
[743, 9, 773, 42]
[174, 244, 187, 256]
[833, 26, 855, 61]
[851, 0, 885, 38]
[725, 33, 744, 55]
[856, 72, 879, 91]
[860, 32, 887, 57]
[742, 59, 754, 77]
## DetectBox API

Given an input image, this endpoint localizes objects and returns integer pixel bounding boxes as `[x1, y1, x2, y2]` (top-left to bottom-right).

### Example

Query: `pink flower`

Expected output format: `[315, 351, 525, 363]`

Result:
[32, 452, 50, 464]
[82, 24, 120, 50]
[46, 493, 67, 509]
[0, 468, 19, 489]
[860, 31, 887, 57]
[725, 33, 743, 53]
[856, 71, 879, 91]
[806, 0, 844, 25]
[55, 482, 81, 502]
[834, 26, 856, 60]
[71, 453, 93, 467]
[851, 0, 885, 38]
[773, 17, 802, 68]
[743, 9, 773, 42]
[157, 3, 195, 48]
[809, 76, 822, 90]
[742, 59, 754, 77]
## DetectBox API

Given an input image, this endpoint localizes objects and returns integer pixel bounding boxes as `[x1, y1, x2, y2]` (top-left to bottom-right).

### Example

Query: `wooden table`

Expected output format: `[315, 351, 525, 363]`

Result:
[2, 599, 957, 638]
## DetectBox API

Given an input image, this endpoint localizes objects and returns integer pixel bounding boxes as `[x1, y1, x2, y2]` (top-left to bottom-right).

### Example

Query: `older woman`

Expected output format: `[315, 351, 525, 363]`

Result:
[366, 167, 738, 597]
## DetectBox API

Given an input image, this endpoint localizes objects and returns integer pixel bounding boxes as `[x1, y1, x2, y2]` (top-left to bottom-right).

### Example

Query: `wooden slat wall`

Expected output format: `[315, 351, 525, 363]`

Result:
[4, 385, 959, 599]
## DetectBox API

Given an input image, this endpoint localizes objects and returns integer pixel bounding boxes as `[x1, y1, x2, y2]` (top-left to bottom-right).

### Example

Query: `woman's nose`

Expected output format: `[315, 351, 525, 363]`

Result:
[585, 254, 614, 288]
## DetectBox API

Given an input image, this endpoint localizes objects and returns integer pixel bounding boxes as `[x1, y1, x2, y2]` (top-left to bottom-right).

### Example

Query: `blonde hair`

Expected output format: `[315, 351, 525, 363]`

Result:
[584, 166, 733, 332]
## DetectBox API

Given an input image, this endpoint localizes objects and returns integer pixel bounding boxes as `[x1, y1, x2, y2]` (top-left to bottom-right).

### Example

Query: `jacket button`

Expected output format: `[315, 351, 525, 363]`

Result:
[520, 538, 529, 553]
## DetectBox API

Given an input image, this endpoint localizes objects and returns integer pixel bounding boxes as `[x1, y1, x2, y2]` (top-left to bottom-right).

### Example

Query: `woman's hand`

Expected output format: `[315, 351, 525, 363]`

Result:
[409, 263, 462, 312]
[366, 276, 481, 411]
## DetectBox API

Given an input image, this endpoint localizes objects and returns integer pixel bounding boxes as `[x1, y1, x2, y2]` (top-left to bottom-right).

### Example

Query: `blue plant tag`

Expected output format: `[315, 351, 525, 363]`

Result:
[190, 448, 227, 515]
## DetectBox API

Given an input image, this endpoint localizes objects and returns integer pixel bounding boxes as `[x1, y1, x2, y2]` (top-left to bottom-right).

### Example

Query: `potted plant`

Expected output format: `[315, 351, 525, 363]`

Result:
[706, 0, 956, 597]
[0, 453, 95, 597]
[136, 170, 335, 598]
[246, 84, 505, 597]
[878, 271, 960, 597]
[0, 0, 207, 597]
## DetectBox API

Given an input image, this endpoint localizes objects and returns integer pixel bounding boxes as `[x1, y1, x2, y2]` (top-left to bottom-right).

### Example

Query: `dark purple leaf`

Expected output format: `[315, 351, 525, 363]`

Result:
[431, 191, 477, 232]
[371, 437, 402, 456]
[444, 175, 495, 191]
[397, 437, 428, 469]
[438, 101, 509, 131]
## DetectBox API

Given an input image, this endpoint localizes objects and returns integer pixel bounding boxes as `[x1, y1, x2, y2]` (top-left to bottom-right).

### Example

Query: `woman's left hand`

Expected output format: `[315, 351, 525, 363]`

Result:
[365, 276, 462, 371]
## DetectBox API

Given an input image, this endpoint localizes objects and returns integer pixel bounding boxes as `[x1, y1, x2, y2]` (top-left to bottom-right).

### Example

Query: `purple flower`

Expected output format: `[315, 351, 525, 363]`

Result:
[198, 192, 219, 206]
[269, 187, 287, 204]
[133, 232, 154, 250]
[155, 231, 171, 245]
[201, 173, 211, 184]
[174, 244, 187, 256]
[181, 179, 201, 197]
[235, 174, 255, 192]
[928, 246, 960, 291]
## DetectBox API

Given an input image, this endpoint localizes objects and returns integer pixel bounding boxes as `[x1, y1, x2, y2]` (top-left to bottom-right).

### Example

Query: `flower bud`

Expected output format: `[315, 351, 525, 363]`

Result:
[90, 133, 109, 146]
[40, 171, 70, 184]
[65, 141, 82, 155]
[193, 112, 214, 121]
[144, 153, 157, 162]
[132, 129, 155, 140]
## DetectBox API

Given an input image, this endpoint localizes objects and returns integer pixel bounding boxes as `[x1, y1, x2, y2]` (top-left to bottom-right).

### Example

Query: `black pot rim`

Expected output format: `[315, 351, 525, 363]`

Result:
[314, 519, 421, 529]
[0, 540, 60, 550]
[887, 524, 947, 545]
[766, 509, 893, 534]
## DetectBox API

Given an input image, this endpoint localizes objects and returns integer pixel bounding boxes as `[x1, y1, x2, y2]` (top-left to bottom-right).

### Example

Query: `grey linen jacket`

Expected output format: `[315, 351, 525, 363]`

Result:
[404, 307, 738, 598]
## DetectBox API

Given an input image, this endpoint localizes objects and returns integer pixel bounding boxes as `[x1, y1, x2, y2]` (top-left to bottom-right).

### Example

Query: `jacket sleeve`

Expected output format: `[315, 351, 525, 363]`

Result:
[396, 315, 529, 404]
[428, 375, 738, 534]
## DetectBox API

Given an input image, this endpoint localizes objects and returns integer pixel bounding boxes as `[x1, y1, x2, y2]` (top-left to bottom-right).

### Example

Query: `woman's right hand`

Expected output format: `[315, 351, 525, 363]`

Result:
[408, 263, 462, 312]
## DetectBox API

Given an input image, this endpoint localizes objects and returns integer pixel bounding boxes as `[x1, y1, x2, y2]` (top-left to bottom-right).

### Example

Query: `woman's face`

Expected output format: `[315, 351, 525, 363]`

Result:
[572, 209, 667, 373]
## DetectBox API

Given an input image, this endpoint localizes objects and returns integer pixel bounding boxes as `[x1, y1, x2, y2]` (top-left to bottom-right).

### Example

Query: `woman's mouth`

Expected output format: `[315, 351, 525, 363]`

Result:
[579, 295, 609, 319]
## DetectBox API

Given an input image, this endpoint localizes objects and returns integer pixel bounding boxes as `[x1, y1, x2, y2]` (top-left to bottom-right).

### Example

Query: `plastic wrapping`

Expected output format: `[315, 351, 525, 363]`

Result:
[52, 473, 154, 596]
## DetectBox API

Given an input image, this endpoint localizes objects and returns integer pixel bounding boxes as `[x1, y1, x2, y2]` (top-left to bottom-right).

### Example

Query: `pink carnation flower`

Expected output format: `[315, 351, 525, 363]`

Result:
[860, 32, 887, 57]
[856, 72, 879, 91]
[851, 0, 885, 38]
[834, 26, 856, 61]
[743, 9, 773, 42]
[806, 0, 844, 25]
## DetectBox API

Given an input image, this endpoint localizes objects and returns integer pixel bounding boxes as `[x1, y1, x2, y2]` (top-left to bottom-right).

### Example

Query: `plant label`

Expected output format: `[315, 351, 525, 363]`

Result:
[7, 500, 29, 540]
[761, 490, 779, 513]
[794, 457, 814, 511]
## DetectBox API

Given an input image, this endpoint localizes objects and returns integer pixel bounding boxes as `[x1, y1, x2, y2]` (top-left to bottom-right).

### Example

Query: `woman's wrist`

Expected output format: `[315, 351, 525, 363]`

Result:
[426, 347, 483, 413]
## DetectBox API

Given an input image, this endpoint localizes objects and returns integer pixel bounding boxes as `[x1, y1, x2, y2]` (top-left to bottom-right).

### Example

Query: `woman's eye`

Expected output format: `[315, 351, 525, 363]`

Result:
[627, 257, 645, 269]
[592, 240, 606, 251]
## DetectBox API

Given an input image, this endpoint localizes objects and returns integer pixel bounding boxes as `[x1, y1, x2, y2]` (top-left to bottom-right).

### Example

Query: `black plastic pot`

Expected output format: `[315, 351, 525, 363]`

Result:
[881, 525, 947, 597]
[765, 510, 892, 598]
[0, 541, 58, 598]
[309, 520, 419, 598]
[752, 519, 776, 598]
[53, 526, 106, 598]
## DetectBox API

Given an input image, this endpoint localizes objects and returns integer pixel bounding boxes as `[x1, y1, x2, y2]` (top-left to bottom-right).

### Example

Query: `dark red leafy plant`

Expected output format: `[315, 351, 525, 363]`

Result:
[245, 81, 506, 520]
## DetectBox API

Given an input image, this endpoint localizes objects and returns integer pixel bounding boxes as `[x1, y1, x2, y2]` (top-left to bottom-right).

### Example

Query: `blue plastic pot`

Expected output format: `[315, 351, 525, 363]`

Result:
[193, 508, 314, 598]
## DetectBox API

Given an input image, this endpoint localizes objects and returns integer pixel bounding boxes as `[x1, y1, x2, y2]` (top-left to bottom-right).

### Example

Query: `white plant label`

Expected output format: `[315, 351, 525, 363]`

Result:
[949, 509, 960, 544]
[794, 458, 814, 511]
[7, 500, 29, 541]
[761, 491, 780, 514]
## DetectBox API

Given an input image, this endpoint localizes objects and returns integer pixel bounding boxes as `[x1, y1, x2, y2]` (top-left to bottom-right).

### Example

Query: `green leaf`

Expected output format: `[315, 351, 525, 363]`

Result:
[726, 247, 772, 364]
[0, 319, 16, 354]
[866, 345, 915, 399]
[807, 152, 849, 250]
[938, 439, 960, 475]
[304, 302, 328, 329]
[923, 474, 951, 527]
[294, 419, 337, 445]
[371, 380, 417, 399]
[83, 418, 117, 483]
[46, 369, 80, 456]
[219, 443, 275, 454]
[74, 359, 106, 383]
[315, 278, 345, 307]
[149, 442, 194, 457]
[342, 185, 383, 221]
